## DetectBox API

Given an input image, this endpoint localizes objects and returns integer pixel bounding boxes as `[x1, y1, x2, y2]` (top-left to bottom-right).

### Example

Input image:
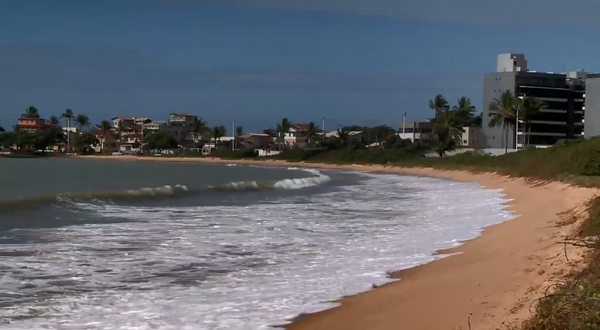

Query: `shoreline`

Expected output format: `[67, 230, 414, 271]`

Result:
[79, 155, 599, 329]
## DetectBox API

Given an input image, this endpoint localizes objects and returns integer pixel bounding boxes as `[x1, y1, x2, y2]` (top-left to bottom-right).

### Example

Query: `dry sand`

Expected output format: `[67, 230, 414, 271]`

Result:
[81, 155, 599, 329]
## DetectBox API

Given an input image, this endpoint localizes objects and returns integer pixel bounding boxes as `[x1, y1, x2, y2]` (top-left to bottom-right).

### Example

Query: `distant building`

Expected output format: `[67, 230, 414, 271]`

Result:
[283, 124, 310, 146]
[483, 53, 597, 149]
[168, 113, 197, 145]
[583, 78, 600, 139]
[397, 121, 434, 143]
[239, 133, 274, 149]
[17, 118, 54, 133]
[111, 117, 136, 128]
[143, 121, 168, 131]
[325, 130, 364, 141]
[461, 127, 484, 148]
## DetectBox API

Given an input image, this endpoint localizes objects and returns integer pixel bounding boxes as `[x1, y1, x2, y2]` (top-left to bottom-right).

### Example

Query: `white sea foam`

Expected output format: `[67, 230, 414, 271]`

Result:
[274, 169, 331, 189]
[126, 185, 188, 196]
[0, 172, 514, 330]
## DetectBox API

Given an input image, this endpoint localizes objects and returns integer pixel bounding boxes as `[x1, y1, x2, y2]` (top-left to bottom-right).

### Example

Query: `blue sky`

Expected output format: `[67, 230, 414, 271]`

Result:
[1, 0, 599, 132]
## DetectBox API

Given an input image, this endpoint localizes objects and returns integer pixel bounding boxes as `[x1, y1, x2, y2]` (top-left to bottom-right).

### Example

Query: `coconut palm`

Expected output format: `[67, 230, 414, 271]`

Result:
[452, 96, 477, 127]
[0, 125, 4, 133]
[306, 122, 317, 146]
[211, 126, 226, 148]
[21, 106, 40, 118]
[61, 109, 75, 151]
[61, 109, 74, 128]
[235, 126, 243, 138]
[96, 120, 113, 152]
[49, 115, 60, 126]
[488, 90, 518, 153]
[434, 108, 463, 157]
[337, 128, 350, 147]
[429, 94, 449, 118]
[276, 118, 292, 151]
[75, 114, 90, 132]
[192, 117, 208, 144]
[520, 96, 546, 147]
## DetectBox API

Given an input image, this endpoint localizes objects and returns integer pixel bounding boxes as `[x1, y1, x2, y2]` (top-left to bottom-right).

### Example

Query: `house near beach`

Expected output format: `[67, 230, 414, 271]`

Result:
[283, 124, 310, 147]
[16, 118, 55, 134]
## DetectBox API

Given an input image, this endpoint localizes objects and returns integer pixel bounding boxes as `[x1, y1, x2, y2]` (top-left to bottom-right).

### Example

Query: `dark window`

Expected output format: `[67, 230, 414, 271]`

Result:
[463, 140, 468, 144]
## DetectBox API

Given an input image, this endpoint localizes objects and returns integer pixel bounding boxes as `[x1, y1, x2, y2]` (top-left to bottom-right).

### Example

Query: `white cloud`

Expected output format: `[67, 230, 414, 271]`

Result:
[222, 0, 600, 25]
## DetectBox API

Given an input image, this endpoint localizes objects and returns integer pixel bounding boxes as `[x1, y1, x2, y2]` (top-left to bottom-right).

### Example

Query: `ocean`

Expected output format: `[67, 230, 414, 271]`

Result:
[0, 158, 514, 329]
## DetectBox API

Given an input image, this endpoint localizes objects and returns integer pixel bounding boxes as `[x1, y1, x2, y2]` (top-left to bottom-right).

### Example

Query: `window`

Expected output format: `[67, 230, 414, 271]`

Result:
[463, 140, 468, 144]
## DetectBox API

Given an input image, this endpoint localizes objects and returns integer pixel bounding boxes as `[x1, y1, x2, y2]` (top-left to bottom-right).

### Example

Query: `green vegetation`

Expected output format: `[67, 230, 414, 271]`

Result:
[21, 106, 40, 119]
[144, 130, 178, 153]
[73, 132, 99, 154]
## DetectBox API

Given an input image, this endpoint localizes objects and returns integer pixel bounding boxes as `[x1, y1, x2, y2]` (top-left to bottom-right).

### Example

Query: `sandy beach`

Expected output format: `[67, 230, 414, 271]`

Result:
[81, 155, 599, 329]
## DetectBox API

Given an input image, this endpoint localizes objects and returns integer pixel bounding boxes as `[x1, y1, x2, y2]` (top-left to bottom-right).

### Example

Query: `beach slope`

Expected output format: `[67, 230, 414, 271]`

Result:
[80, 156, 598, 329]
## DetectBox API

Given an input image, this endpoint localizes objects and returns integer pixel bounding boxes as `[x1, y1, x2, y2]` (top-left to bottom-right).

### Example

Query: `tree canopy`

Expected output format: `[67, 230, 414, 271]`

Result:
[21, 106, 40, 119]
[144, 130, 178, 153]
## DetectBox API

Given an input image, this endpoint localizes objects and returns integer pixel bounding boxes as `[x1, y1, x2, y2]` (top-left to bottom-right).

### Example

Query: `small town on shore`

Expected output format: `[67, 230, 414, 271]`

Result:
[1, 53, 600, 158]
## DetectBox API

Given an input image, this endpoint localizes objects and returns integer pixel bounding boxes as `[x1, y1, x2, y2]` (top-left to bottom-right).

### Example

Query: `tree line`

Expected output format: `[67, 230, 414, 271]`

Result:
[0, 107, 99, 153]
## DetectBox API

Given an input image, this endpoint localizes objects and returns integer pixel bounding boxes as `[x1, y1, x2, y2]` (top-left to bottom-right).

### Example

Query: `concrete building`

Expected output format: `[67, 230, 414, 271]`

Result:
[483, 53, 593, 149]
[584, 78, 600, 139]
[168, 113, 197, 145]
[462, 127, 484, 148]
[143, 121, 168, 131]
[17, 118, 54, 133]
[397, 121, 434, 143]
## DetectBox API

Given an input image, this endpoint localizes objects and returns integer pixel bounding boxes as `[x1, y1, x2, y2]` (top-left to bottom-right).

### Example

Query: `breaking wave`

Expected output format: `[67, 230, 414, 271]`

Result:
[0, 169, 331, 209]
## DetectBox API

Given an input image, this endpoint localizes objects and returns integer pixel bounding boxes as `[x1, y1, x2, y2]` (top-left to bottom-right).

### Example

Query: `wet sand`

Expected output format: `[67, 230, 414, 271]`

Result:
[81, 155, 599, 329]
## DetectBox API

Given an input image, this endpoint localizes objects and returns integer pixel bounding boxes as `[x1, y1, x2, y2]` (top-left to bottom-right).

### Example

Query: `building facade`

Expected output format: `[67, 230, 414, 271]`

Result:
[584, 78, 600, 139]
[397, 121, 434, 143]
[461, 127, 484, 148]
[483, 53, 591, 149]
[17, 118, 53, 133]
[168, 113, 197, 145]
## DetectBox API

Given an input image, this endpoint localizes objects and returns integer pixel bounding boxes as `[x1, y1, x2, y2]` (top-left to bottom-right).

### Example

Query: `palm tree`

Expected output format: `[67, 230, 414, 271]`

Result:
[21, 106, 40, 118]
[192, 117, 208, 144]
[337, 128, 350, 147]
[212, 126, 225, 148]
[0, 125, 4, 133]
[61, 109, 75, 152]
[276, 118, 292, 151]
[488, 90, 518, 153]
[306, 122, 317, 146]
[61, 109, 74, 128]
[49, 115, 60, 126]
[434, 108, 463, 156]
[75, 114, 90, 132]
[520, 96, 546, 147]
[452, 97, 477, 127]
[236, 126, 243, 138]
[117, 121, 128, 152]
[429, 94, 449, 118]
[96, 120, 112, 152]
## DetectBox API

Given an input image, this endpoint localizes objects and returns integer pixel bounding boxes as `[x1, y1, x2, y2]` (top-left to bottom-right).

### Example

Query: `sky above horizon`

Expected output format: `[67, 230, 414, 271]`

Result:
[2, 0, 600, 132]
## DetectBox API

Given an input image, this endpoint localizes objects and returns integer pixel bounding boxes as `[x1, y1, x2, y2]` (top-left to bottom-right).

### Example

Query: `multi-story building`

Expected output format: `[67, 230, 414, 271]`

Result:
[583, 78, 600, 139]
[168, 113, 197, 145]
[483, 53, 595, 149]
[461, 127, 484, 148]
[143, 121, 168, 131]
[397, 121, 434, 143]
[17, 118, 54, 133]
